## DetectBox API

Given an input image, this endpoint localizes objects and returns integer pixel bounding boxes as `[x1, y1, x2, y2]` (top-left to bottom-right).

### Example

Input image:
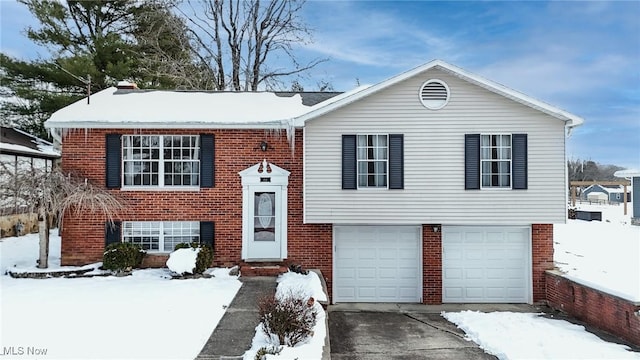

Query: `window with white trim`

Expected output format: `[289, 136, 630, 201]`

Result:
[122, 221, 200, 252]
[357, 134, 388, 188]
[122, 135, 200, 187]
[481, 134, 511, 188]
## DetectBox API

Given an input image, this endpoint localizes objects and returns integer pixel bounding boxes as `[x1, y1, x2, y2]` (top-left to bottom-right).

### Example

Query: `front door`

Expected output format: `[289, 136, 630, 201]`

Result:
[247, 186, 282, 259]
[239, 160, 290, 261]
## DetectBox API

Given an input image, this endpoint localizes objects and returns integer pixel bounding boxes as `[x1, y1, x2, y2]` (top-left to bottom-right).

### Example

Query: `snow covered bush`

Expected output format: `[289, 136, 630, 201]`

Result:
[257, 291, 317, 347]
[102, 242, 145, 272]
[169, 242, 213, 274]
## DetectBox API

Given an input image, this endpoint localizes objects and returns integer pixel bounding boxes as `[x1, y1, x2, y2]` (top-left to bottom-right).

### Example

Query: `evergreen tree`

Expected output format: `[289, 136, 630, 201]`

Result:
[0, 0, 190, 138]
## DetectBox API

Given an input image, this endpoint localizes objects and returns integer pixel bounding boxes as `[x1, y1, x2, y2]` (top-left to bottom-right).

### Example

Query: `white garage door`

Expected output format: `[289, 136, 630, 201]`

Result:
[442, 226, 531, 303]
[334, 226, 421, 303]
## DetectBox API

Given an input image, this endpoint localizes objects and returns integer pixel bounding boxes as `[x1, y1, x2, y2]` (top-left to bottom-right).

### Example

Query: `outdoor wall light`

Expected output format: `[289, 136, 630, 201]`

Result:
[432, 225, 440, 233]
[258, 141, 272, 152]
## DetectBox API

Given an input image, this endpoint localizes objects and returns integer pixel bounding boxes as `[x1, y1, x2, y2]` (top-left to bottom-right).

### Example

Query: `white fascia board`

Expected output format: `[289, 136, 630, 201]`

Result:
[294, 59, 584, 128]
[44, 120, 301, 130]
[615, 169, 640, 178]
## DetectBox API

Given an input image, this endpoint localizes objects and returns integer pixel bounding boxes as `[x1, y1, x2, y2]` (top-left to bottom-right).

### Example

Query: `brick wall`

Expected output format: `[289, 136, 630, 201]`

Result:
[546, 270, 640, 347]
[423, 224, 442, 304]
[532, 223, 554, 303]
[60, 128, 333, 291]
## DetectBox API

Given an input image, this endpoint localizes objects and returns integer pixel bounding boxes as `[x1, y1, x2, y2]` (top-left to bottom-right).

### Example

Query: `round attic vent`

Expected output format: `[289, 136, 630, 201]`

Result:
[419, 79, 449, 110]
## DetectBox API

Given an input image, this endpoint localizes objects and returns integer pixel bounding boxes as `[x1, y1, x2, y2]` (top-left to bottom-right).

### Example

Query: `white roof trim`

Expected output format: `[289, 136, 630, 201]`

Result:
[615, 169, 640, 178]
[293, 59, 584, 128]
[44, 87, 308, 130]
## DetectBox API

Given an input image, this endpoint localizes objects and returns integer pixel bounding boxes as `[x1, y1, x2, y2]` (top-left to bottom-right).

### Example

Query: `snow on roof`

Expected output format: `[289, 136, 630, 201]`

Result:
[44, 60, 584, 131]
[0, 142, 58, 158]
[294, 59, 584, 127]
[0, 127, 60, 158]
[45, 87, 314, 129]
[615, 169, 640, 178]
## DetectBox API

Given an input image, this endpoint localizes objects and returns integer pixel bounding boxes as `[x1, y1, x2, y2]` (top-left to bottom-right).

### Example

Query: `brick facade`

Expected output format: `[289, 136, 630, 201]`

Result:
[546, 270, 640, 347]
[423, 224, 442, 304]
[60, 128, 333, 294]
[532, 223, 555, 303]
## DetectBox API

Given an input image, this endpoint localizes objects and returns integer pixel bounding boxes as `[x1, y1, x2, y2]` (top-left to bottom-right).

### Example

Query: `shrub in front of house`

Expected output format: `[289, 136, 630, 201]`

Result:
[173, 242, 213, 274]
[102, 242, 145, 272]
[257, 291, 317, 347]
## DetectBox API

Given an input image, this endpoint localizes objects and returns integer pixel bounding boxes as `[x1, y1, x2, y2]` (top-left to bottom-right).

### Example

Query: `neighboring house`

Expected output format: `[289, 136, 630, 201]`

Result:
[614, 169, 640, 225]
[0, 127, 60, 213]
[44, 60, 583, 305]
[582, 184, 632, 204]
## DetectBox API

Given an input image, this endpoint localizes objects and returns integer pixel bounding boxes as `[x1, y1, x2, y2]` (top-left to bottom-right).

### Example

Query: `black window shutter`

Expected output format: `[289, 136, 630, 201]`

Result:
[200, 134, 214, 188]
[342, 135, 357, 190]
[200, 221, 214, 248]
[512, 134, 528, 190]
[105, 221, 121, 247]
[388, 134, 404, 189]
[105, 134, 121, 189]
[465, 134, 480, 190]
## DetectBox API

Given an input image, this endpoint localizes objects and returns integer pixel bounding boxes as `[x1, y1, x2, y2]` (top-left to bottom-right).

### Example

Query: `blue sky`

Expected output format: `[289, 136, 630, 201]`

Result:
[2, 1, 639, 169]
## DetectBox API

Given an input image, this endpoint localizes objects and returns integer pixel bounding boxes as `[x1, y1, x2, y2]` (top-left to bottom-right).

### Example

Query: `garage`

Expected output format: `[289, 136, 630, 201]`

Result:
[442, 226, 531, 303]
[334, 226, 422, 303]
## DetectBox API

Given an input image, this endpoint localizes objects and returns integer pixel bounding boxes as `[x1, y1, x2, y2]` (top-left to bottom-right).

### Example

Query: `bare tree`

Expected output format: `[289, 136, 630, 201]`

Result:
[1, 163, 126, 268]
[176, 0, 326, 91]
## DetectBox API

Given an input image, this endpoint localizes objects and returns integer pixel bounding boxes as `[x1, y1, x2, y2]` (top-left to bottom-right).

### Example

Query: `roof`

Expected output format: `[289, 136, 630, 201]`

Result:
[0, 127, 59, 159]
[293, 59, 584, 127]
[615, 169, 640, 178]
[583, 183, 632, 194]
[44, 59, 584, 131]
[274, 92, 342, 106]
[45, 88, 340, 130]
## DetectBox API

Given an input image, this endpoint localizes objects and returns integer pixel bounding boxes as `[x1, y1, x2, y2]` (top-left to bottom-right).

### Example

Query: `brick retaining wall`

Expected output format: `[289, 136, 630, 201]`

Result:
[545, 270, 640, 347]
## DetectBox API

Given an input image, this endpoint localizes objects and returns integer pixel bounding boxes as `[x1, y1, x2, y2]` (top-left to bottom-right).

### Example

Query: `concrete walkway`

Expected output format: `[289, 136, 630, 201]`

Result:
[196, 277, 277, 360]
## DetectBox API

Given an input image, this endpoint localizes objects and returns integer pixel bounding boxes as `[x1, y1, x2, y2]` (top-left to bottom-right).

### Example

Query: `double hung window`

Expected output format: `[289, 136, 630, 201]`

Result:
[480, 134, 511, 188]
[122, 221, 200, 252]
[357, 134, 388, 188]
[122, 135, 200, 187]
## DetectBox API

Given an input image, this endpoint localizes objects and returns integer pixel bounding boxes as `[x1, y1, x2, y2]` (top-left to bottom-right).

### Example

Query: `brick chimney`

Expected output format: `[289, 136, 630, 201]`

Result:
[116, 81, 138, 90]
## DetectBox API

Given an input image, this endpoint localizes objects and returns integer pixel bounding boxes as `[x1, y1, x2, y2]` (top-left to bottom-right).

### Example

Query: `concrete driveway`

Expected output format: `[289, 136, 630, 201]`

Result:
[328, 304, 537, 360]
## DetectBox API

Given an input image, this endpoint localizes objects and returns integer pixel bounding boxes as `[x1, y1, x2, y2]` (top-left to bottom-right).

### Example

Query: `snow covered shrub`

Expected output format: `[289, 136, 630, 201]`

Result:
[257, 291, 317, 346]
[254, 345, 281, 360]
[102, 242, 145, 272]
[172, 242, 213, 274]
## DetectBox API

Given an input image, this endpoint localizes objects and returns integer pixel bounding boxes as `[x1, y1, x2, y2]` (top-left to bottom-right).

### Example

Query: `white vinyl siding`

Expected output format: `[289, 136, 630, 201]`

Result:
[304, 68, 567, 225]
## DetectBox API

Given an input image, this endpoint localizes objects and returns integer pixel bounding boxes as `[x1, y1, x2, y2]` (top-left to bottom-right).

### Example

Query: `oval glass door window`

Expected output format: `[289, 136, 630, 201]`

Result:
[254, 192, 275, 241]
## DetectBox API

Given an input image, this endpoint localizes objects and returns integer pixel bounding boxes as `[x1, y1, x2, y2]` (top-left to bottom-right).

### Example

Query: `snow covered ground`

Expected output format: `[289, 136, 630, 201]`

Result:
[443, 311, 640, 359]
[554, 203, 640, 301]
[442, 202, 640, 360]
[0, 231, 242, 359]
[243, 271, 328, 360]
[2, 202, 637, 360]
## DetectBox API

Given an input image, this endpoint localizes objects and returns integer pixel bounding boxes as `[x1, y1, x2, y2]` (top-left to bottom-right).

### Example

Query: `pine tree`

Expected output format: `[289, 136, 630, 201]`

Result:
[0, 0, 190, 138]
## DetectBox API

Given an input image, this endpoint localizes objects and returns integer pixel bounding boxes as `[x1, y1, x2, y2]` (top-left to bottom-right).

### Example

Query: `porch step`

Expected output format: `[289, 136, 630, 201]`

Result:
[240, 265, 288, 277]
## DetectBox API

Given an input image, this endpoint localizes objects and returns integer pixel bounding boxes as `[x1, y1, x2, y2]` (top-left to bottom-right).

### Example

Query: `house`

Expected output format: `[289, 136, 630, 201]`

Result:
[582, 184, 632, 204]
[0, 126, 60, 214]
[614, 169, 640, 225]
[44, 60, 583, 304]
